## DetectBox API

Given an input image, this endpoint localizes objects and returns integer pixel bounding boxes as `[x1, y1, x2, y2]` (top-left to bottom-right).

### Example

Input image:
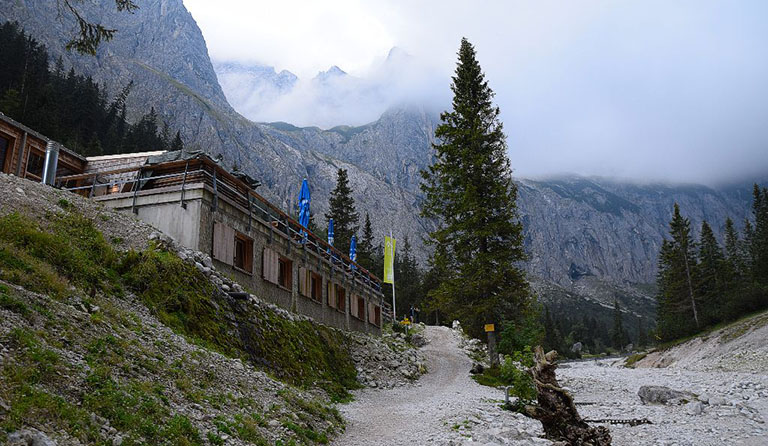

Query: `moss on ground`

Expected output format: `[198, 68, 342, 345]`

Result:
[0, 212, 120, 298]
[624, 352, 648, 368]
[1, 326, 203, 445]
[118, 246, 244, 358]
[0, 207, 358, 443]
[236, 307, 360, 401]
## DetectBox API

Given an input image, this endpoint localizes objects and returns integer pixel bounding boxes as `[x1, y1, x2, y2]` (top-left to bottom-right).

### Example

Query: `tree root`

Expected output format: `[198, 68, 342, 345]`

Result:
[524, 346, 612, 445]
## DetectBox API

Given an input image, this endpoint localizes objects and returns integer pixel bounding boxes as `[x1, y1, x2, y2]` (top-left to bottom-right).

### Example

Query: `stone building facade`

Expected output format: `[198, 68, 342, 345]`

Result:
[0, 113, 386, 335]
[59, 151, 386, 335]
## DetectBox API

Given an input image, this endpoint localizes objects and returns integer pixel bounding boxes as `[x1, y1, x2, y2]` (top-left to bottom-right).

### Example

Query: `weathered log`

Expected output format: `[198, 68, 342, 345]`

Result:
[523, 346, 612, 445]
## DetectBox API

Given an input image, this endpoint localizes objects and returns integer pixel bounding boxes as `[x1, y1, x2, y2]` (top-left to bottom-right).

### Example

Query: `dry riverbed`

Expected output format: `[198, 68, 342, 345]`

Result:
[334, 323, 767, 446]
[559, 358, 767, 446]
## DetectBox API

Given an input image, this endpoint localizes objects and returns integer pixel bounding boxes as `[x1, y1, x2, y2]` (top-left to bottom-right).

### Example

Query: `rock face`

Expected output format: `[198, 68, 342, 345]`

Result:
[2, 0, 764, 319]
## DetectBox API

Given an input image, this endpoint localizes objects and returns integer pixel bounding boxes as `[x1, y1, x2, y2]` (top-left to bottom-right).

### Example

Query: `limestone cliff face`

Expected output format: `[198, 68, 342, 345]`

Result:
[518, 177, 754, 288]
[0, 0, 427, 242]
[2, 0, 763, 316]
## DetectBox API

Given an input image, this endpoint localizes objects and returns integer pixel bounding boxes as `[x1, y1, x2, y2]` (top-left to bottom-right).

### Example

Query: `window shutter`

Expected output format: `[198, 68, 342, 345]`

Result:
[213, 222, 235, 266]
[327, 282, 336, 308]
[350, 293, 358, 318]
[262, 247, 279, 284]
[298, 267, 308, 297]
[368, 302, 375, 324]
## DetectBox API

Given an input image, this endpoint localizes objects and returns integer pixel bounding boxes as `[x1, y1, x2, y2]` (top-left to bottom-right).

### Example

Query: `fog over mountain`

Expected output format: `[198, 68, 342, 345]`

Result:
[213, 47, 445, 128]
[188, 0, 768, 185]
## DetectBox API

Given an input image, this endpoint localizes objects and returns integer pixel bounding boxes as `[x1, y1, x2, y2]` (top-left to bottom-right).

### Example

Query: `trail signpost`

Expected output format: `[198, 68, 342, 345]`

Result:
[486, 323, 499, 367]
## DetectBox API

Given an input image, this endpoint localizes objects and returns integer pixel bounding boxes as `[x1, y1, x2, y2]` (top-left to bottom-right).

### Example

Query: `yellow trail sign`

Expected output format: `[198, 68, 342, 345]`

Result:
[484, 324, 495, 332]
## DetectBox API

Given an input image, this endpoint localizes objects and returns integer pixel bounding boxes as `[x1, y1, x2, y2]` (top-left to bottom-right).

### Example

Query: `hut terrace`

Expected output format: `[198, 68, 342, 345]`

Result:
[0, 114, 387, 334]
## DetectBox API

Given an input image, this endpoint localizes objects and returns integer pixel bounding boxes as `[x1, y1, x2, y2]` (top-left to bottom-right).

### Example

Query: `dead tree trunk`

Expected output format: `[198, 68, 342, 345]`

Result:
[523, 346, 612, 445]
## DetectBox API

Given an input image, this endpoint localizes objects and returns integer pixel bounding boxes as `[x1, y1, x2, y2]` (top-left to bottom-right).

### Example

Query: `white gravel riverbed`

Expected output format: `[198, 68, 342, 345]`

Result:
[558, 358, 768, 446]
[334, 323, 767, 445]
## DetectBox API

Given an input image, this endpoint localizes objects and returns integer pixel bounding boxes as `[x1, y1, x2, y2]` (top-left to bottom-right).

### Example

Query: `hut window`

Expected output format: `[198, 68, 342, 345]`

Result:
[311, 272, 322, 302]
[278, 256, 292, 289]
[357, 296, 365, 320]
[335, 285, 346, 313]
[26, 150, 44, 178]
[233, 233, 253, 273]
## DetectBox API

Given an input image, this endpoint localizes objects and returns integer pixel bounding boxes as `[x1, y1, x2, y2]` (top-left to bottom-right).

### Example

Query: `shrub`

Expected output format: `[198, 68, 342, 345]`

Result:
[499, 347, 537, 407]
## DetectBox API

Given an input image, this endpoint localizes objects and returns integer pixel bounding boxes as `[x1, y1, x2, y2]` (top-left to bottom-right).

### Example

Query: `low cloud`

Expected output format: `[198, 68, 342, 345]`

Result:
[214, 49, 447, 128]
[193, 0, 768, 184]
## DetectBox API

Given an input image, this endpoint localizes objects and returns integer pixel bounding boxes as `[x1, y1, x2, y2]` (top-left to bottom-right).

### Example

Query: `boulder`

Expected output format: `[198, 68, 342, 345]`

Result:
[410, 333, 427, 347]
[709, 396, 727, 406]
[7, 429, 57, 446]
[571, 342, 583, 354]
[638, 385, 695, 405]
[686, 401, 704, 415]
[470, 362, 485, 375]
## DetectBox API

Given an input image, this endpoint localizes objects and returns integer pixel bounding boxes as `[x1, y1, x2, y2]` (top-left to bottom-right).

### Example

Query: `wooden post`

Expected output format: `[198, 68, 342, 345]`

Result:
[485, 324, 499, 367]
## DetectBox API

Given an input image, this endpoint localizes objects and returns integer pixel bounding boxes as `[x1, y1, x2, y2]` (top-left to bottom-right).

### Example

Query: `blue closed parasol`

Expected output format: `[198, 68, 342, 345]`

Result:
[349, 235, 357, 270]
[297, 178, 310, 242]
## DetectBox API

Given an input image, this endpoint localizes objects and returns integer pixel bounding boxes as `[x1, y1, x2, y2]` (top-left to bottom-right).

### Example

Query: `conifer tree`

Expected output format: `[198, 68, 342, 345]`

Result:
[656, 204, 700, 340]
[750, 185, 768, 284]
[357, 213, 375, 271]
[420, 38, 530, 338]
[396, 236, 422, 317]
[542, 307, 562, 353]
[611, 300, 627, 350]
[171, 131, 184, 151]
[697, 220, 726, 324]
[325, 168, 359, 254]
[724, 218, 745, 276]
[637, 316, 647, 348]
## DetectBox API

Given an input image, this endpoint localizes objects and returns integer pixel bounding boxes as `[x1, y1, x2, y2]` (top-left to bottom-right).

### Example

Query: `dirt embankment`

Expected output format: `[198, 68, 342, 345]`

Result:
[632, 311, 768, 372]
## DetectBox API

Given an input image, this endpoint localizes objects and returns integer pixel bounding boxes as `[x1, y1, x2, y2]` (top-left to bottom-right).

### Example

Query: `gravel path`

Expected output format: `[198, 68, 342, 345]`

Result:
[334, 326, 548, 446]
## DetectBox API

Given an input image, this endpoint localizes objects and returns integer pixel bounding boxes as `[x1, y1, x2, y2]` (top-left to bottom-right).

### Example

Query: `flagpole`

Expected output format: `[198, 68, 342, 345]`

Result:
[390, 229, 396, 322]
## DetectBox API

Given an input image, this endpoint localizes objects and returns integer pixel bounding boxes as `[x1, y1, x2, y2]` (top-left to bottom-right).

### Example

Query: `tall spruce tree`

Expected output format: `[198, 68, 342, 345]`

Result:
[697, 220, 726, 325]
[325, 168, 359, 254]
[750, 185, 768, 285]
[396, 236, 422, 318]
[421, 38, 530, 337]
[611, 300, 627, 350]
[357, 213, 375, 272]
[637, 317, 647, 348]
[656, 203, 700, 340]
[724, 217, 745, 277]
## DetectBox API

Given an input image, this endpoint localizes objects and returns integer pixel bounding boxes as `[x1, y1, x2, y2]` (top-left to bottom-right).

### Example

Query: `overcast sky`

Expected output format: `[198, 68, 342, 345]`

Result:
[182, 0, 768, 184]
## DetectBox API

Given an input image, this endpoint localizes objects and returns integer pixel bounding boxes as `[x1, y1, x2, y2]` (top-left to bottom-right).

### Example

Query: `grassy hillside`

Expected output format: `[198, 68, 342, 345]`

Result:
[0, 175, 368, 445]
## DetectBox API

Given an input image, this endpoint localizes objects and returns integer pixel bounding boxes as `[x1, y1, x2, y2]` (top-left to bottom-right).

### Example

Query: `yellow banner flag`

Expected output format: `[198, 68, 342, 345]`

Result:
[383, 236, 396, 284]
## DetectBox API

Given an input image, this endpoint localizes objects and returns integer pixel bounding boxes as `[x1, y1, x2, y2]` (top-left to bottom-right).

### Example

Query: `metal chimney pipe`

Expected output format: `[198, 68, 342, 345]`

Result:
[41, 141, 59, 186]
